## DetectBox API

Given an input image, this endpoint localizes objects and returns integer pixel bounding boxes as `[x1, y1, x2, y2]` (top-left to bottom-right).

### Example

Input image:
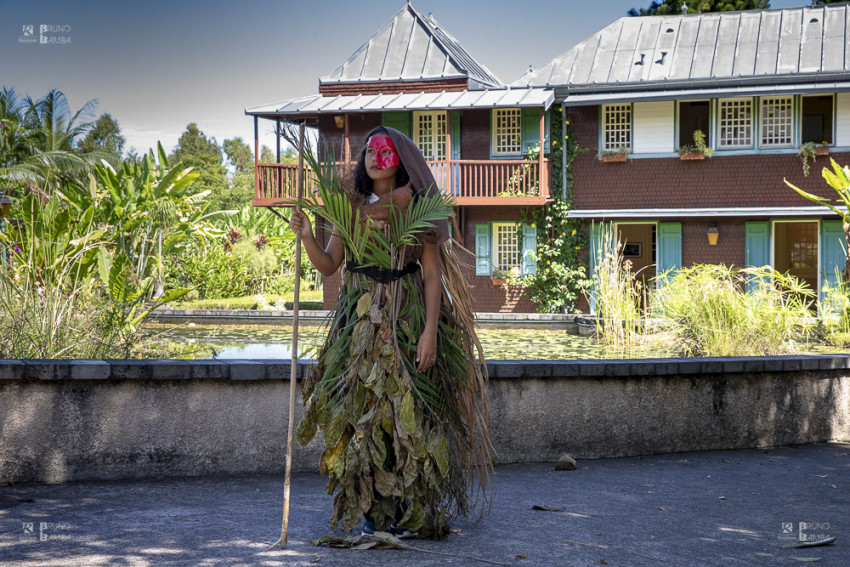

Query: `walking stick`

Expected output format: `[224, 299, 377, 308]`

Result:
[278, 121, 306, 549]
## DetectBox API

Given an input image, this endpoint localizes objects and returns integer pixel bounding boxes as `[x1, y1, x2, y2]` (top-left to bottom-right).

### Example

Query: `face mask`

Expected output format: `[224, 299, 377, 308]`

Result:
[368, 136, 400, 169]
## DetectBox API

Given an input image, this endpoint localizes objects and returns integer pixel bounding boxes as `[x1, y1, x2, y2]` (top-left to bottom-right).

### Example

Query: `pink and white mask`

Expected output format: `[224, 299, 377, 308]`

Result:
[368, 136, 400, 169]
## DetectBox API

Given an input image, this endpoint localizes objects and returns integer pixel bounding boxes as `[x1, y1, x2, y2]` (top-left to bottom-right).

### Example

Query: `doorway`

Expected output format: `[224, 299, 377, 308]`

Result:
[773, 220, 819, 306]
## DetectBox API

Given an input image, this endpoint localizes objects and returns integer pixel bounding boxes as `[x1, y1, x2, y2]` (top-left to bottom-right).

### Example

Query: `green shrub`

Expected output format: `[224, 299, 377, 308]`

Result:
[655, 264, 815, 357]
[820, 273, 850, 346]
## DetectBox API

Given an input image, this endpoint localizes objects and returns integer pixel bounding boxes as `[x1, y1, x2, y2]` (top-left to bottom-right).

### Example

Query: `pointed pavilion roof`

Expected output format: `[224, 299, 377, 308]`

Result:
[320, 1, 503, 89]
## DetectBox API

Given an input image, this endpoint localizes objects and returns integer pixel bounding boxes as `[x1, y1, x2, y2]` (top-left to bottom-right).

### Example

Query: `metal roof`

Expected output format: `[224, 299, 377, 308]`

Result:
[562, 80, 850, 106]
[321, 1, 502, 88]
[567, 206, 845, 219]
[245, 88, 554, 119]
[513, 5, 850, 95]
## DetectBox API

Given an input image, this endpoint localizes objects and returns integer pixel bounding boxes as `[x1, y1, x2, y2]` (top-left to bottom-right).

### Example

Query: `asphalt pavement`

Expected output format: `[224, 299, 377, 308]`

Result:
[1, 443, 847, 566]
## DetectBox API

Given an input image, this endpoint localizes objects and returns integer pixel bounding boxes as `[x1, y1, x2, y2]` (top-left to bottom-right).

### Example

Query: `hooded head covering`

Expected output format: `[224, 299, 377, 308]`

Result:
[365, 126, 449, 246]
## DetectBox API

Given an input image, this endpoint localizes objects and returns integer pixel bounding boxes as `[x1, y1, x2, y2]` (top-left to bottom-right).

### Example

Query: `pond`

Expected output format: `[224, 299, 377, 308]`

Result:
[146, 323, 681, 360]
[145, 322, 847, 360]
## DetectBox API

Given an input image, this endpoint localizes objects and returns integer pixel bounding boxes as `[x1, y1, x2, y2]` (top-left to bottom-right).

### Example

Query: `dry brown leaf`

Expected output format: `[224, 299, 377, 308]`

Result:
[514, 553, 528, 559]
[781, 537, 836, 549]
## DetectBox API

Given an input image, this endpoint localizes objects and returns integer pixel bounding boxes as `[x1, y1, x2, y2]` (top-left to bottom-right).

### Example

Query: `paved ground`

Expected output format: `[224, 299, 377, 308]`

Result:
[1, 443, 847, 566]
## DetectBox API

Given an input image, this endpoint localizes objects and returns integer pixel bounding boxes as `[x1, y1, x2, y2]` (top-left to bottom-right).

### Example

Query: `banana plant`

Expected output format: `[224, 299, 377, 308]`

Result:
[58, 142, 226, 298]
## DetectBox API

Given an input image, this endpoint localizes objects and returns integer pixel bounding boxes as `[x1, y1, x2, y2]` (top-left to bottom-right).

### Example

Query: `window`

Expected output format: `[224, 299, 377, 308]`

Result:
[678, 100, 710, 148]
[718, 98, 752, 148]
[602, 104, 631, 152]
[493, 223, 521, 271]
[760, 96, 793, 147]
[802, 95, 833, 144]
[492, 109, 522, 155]
[475, 223, 536, 276]
[413, 111, 446, 161]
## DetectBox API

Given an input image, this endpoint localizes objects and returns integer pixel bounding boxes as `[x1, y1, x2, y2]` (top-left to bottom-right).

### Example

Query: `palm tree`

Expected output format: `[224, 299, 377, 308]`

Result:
[0, 87, 96, 194]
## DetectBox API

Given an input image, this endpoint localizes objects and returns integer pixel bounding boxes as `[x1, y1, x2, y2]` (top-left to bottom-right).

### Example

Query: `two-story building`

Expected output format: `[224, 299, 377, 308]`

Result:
[515, 4, 850, 306]
[246, 1, 553, 312]
[248, 3, 850, 313]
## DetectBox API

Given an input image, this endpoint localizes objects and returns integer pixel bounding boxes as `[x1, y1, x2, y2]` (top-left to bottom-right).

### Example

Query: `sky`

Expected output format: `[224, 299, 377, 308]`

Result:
[0, 0, 807, 158]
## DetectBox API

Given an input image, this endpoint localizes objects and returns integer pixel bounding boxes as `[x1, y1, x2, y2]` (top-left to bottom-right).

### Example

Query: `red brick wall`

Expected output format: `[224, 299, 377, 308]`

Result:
[459, 207, 538, 313]
[459, 109, 492, 160]
[569, 106, 844, 209]
[317, 109, 494, 162]
[321, 206, 539, 313]
[319, 78, 468, 96]
[317, 113, 383, 161]
[682, 219, 746, 267]
[314, 109, 538, 313]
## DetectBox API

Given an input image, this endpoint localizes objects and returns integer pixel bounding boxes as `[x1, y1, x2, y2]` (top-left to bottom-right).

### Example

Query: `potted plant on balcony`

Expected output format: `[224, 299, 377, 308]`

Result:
[798, 141, 818, 176]
[601, 146, 629, 163]
[679, 130, 712, 160]
[491, 267, 509, 286]
[816, 141, 830, 157]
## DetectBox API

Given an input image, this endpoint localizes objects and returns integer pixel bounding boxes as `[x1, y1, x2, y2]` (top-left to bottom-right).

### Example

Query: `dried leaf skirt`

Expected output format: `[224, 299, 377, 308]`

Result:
[297, 254, 491, 538]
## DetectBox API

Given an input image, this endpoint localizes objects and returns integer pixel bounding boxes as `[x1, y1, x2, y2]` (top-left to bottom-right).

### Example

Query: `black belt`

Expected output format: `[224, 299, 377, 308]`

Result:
[346, 261, 420, 284]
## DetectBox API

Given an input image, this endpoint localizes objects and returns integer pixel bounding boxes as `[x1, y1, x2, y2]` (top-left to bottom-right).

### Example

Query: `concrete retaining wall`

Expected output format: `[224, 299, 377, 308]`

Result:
[1, 356, 848, 483]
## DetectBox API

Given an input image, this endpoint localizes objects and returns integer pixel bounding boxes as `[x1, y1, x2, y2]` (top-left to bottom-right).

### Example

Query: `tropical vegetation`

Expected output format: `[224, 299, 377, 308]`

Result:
[0, 86, 309, 358]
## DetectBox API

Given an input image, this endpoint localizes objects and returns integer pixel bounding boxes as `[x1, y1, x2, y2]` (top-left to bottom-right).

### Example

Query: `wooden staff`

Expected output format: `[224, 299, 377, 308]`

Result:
[279, 121, 306, 549]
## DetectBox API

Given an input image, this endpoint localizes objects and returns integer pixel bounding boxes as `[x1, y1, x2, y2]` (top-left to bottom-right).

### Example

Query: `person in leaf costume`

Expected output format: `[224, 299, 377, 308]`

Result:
[289, 126, 492, 538]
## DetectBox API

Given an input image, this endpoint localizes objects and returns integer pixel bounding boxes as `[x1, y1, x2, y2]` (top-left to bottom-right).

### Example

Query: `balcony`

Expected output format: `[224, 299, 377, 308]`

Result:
[253, 159, 551, 207]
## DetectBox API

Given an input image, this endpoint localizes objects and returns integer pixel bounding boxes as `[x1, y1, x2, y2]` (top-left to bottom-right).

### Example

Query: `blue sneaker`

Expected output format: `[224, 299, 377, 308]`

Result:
[361, 519, 376, 535]
[389, 524, 417, 538]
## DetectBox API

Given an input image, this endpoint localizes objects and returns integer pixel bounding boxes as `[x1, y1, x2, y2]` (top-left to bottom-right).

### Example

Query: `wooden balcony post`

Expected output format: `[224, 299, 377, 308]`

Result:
[539, 107, 546, 194]
[276, 118, 281, 200]
[254, 116, 259, 202]
[445, 111, 452, 195]
[344, 115, 350, 163]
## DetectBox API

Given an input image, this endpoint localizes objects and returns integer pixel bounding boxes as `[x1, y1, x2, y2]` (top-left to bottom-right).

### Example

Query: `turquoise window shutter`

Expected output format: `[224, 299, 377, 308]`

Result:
[382, 112, 411, 138]
[656, 222, 682, 285]
[475, 224, 492, 276]
[745, 221, 771, 293]
[450, 110, 461, 195]
[588, 223, 604, 313]
[520, 108, 550, 155]
[820, 220, 844, 305]
[521, 224, 537, 276]
[450, 111, 461, 159]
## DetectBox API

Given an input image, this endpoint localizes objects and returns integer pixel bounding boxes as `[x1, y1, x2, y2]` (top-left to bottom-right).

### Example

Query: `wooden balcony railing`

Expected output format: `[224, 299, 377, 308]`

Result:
[253, 159, 550, 207]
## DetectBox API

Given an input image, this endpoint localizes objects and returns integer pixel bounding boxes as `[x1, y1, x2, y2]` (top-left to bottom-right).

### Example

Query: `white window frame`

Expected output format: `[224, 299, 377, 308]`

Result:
[491, 108, 522, 156]
[760, 96, 793, 148]
[718, 98, 753, 149]
[493, 222, 522, 272]
[412, 111, 446, 161]
[602, 104, 631, 152]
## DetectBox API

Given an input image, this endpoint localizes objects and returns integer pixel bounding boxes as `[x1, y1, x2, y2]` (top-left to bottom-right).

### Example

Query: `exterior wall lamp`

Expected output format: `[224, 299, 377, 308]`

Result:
[334, 115, 345, 128]
[707, 223, 719, 246]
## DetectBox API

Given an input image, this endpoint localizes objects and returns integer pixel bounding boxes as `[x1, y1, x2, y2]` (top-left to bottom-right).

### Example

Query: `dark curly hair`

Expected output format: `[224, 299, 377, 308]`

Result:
[353, 127, 410, 197]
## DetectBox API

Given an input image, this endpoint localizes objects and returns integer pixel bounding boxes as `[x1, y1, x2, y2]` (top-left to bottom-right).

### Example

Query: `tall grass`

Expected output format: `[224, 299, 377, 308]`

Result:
[0, 192, 172, 359]
[589, 223, 648, 348]
[654, 264, 815, 357]
[820, 270, 850, 346]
